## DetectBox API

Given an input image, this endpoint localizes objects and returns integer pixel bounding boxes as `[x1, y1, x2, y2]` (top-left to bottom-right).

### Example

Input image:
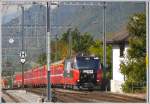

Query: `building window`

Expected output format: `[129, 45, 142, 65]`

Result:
[120, 44, 125, 57]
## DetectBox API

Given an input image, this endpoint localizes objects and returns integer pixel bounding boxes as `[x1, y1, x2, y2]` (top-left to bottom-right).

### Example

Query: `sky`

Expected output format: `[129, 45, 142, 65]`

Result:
[1, 1, 58, 24]
[2, 5, 31, 24]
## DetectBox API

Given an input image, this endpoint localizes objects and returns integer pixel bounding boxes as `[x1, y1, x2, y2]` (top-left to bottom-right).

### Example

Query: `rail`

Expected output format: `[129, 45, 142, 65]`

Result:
[26, 88, 146, 103]
[2, 90, 20, 103]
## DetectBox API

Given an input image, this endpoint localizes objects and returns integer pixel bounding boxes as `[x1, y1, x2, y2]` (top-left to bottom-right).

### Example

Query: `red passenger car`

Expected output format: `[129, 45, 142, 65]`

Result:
[14, 72, 22, 88]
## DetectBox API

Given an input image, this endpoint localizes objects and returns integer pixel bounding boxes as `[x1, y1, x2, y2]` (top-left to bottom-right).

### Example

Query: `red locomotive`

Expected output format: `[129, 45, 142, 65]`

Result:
[13, 55, 103, 90]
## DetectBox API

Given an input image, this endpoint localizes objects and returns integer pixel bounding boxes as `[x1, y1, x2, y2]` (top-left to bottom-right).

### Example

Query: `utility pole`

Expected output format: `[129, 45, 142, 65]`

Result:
[68, 28, 72, 58]
[47, 1, 51, 102]
[55, 34, 58, 61]
[103, 2, 106, 82]
[21, 6, 25, 89]
[8, 38, 14, 89]
[46, 1, 59, 102]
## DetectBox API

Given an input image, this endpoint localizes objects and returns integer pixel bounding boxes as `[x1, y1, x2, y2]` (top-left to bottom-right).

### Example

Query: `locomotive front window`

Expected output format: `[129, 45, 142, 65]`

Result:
[76, 57, 100, 70]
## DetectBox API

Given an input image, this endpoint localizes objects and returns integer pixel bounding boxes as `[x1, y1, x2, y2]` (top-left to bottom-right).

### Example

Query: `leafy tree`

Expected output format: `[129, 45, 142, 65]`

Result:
[2, 70, 12, 77]
[58, 40, 68, 59]
[36, 37, 68, 65]
[88, 40, 103, 60]
[61, 28, 94, 55]
[120, 13, 146, 92]
[37, 53, 47, 65]
[88, 40, 112, 79]
[52, 40, 68, 61]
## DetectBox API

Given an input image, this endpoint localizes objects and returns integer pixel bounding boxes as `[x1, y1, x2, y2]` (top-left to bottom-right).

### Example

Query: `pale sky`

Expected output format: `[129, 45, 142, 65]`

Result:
[2, 1, 58, 24]
[2, 5, 31, 16]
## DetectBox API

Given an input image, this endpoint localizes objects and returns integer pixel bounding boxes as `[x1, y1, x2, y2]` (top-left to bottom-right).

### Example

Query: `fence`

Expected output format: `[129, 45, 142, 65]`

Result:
[130, 81, 146, 93]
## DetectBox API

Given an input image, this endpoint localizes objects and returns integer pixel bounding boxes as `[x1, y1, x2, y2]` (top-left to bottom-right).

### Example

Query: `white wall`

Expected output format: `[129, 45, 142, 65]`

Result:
[111, 44, 128, 93]
[111, 80, 124, 93]
[112, 45, 123, 81]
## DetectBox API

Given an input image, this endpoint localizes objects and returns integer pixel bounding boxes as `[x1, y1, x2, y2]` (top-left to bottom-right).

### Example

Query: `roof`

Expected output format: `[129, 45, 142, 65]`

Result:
[107, 29, 130, 44]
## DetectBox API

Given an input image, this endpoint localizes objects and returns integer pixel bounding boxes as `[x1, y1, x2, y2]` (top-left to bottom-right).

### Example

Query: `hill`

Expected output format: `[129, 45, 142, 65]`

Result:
[2, 2, 145, 72]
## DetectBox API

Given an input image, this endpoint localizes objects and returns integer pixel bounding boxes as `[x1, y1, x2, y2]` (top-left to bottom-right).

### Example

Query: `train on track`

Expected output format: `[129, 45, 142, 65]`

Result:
[3, 55, 104, 90]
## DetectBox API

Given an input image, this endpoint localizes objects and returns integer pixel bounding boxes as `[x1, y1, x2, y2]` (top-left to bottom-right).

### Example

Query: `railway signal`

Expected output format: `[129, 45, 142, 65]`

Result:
[19, 51, 26, 58]
[103, 2, 106, 81]
[20, 58, 26, 64]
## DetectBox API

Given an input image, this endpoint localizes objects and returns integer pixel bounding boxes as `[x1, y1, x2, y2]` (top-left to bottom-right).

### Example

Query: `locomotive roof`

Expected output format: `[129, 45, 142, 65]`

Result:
[75, 53, 100, 59]
[76, 55, 99, 59]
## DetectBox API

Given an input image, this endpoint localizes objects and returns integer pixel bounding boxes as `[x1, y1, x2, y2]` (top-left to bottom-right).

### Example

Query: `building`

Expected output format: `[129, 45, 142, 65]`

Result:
[107, 30, 130, 93]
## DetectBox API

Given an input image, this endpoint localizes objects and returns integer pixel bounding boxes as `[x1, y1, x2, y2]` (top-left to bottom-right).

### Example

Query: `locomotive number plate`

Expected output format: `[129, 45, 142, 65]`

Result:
[83, 70, 93, 73]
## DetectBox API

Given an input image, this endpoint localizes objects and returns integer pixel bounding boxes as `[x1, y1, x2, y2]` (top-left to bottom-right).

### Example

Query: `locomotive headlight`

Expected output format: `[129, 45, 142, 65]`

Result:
[77, 80, 80, 82]
[97, 80, 100, 82]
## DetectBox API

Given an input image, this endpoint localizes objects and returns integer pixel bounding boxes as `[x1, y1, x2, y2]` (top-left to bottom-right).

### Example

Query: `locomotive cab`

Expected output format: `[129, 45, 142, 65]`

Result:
[73, 56, 101, 89]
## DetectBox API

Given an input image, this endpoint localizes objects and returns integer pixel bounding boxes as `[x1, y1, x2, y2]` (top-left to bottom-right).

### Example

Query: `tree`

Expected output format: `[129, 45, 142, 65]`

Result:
[61, 28, 94, 55]
[88, 40, 112, 79]
[120, 13, 146, 92]
[36, 37, 69, 65]
[37, 53, 47, 65]
[54, 40, 68, 60]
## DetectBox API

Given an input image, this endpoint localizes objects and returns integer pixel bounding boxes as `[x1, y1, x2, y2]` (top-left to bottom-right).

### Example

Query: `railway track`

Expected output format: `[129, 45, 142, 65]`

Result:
[26, 88, 92, 102]
[92, 91, 146, 102]
[26, 88, 146, 103]
[54, 89, 145, 103]
[2, 90, 20, 103]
